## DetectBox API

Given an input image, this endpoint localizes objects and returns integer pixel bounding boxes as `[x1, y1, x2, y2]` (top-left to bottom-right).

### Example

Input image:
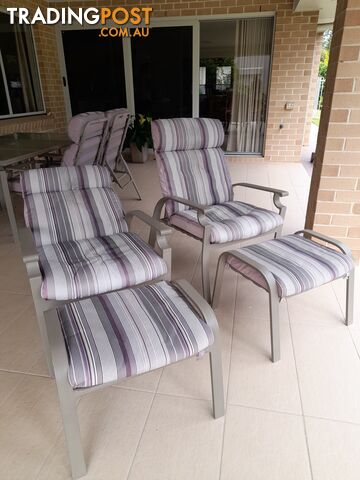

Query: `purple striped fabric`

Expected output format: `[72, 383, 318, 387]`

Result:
[152, 118, 232, 217]
[61, 112, 107, 167]
[39, 233, 168, 300]
[170, 201, 283, 244]
[152, 118, 224, 152]
[103, 109, 129, 171]
[21, 166, 128, 247]
[57, 281, 214, 389]
[227, 234, 354, 298]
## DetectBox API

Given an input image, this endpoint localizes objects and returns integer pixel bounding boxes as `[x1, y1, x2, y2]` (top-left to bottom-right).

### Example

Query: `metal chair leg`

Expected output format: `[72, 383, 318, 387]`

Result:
[209, 345, 225, 419]
[29, 276, 56, 377]
[201, 238, 211, 303]
[212, 253, 227, 308]
[46, 311, 86, 479]
[269, 290, 281, 362]
[120, 155, 142, 200]
[346, 269, 355, 326]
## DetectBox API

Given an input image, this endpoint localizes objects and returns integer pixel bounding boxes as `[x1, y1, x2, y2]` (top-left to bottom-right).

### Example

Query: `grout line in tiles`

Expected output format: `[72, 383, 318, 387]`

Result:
[304, 414, 360, 427]
[226, 402, 303, 418]
[0, 367, 51, 379]
[218, 274, 239, 480]
[125, 365, 165, 479]
[286, 298, 314, 480]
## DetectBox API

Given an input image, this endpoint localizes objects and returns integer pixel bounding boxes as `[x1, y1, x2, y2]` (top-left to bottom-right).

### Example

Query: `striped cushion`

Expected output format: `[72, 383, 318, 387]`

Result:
[103, 109, 129, 170]
[57, 281, 214, 389]
[152, 118, 231, 218]
[152, 118, 224, 152]
[170, 201, 283, 244]
[227, 234, 354, 298]
[62, 112, 107, 167]
[39, 233, 167, 301]
[22, 166, 128, 247]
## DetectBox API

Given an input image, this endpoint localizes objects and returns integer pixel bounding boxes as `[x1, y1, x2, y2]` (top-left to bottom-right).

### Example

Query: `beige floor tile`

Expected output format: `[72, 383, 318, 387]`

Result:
[0, 305, 48, 376]
[128, 394, 224, 480]
[287, 283, 347, 327]
[0, 292, 33, 334]
[221, 405, 311, 480]
[158, 266, 236, 400]
[0, 371, 24, 407]
[0, 245, 30, 294]
[228, 313, 302, 414]
[306, 417, 360, 480]
[114, 368, 163, 393]
[37, 388, 153, 480]
[0, 375, 61, 480]
[292, 323, 360, 423]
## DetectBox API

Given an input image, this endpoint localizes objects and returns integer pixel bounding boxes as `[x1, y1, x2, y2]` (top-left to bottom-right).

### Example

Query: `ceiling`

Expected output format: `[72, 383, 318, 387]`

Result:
[293, 0, 336, 24]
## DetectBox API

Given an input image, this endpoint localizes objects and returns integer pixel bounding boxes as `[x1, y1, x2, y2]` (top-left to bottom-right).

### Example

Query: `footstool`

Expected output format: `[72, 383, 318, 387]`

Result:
[44, 280, 224, 479]
[213, 229, 355, 363]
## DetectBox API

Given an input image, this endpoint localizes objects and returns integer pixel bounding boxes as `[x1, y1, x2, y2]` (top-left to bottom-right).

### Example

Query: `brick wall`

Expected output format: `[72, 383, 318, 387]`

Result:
[1, 0, 318, 164]
[303, 31, 323, 146]
[0, 0, 67, 135]
[306, 0, 360, 261]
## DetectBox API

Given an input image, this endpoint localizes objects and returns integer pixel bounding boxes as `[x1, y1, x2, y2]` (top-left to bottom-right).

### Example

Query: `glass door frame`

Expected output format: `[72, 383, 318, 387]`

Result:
[56, 18, 199, 121]
[56, 12, 275, 156]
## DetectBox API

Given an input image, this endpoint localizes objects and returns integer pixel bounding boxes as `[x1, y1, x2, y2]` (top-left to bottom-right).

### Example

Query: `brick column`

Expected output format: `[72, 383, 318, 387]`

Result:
[306, 0, 360, 262]
[303, 31, 323, 146]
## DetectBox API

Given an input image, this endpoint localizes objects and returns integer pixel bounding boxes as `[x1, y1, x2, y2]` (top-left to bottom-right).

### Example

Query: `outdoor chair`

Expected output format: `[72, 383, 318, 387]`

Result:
[44, 279, 224, 478]
[151, 117, 289, 301]
[19, 165, 171, 376]
[102, 108, 142, 199]
[61, 112, 108, 167]
[213, 230, 355, 362]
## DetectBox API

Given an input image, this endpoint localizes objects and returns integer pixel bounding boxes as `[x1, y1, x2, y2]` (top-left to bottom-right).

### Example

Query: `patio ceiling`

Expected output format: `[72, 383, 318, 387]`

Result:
[293, 0, 336, 24]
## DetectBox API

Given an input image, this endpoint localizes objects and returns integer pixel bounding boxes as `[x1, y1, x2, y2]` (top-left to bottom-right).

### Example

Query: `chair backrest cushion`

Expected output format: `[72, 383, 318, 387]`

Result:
[102, 108, 130, 170]
[62, 112, 107, 167]
[21, 166, 128, 247]
[152, 118, 232, 216]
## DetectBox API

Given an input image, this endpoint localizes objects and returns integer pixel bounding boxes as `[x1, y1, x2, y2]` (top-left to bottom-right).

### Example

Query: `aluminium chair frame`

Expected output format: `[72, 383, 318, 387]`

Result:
[101, 112, 142, 200]
[151, 183, 288, 302]
[212, 229, 355, 363]
[19, 211, 172, 378]
[44, 278, 224, 479]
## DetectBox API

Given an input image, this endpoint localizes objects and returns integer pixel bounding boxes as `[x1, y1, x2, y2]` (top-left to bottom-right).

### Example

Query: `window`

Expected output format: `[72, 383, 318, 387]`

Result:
[0, 11, 44, 118]
[200, 18, 274, 154]
[216, 66, 231, 91]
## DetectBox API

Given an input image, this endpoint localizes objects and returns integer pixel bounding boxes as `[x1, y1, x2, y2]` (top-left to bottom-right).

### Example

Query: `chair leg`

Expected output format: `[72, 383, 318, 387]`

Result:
[209, 345, 225, 419]
[269, 290, 281, 362]
[120, 156, 142, 200]
[46, 310, 87, 479]
[212, 253, 227, 308]
[346, 269, 355, 326]
[29, 276, 55, 377]
[201, 235, 211, 303]
[57, 385, 86, 479]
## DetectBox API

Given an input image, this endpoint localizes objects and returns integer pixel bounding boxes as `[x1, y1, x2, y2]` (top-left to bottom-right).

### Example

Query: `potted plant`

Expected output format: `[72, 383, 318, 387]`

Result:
[126, 114, 153, 163]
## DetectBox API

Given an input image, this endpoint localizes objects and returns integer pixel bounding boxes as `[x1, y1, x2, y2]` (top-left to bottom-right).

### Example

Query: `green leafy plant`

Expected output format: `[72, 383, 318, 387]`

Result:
[126, 114, 153, 150]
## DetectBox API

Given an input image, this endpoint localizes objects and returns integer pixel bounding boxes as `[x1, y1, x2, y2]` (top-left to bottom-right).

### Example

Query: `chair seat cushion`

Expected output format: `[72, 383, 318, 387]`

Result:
[57, 281, 214, 389]
[170, 201, 283, 244]
[39, 233, 167, 301]
[227, 234, 354, 298]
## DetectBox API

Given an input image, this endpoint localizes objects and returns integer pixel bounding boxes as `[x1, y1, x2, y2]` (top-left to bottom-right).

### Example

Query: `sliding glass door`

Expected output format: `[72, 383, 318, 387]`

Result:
[200, 18, 274, 154]
[131, 26, 193, 119]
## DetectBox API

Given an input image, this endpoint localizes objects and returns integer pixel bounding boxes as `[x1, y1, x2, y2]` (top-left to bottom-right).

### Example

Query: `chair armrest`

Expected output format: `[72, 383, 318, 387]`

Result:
[18, 228, 41, 278]
[232, 183, 288, 219]
[232, 183, 289, 197]
[125, 210, 172, 236]
[154, 196, 210, 216]
[295, 229, 353, 258]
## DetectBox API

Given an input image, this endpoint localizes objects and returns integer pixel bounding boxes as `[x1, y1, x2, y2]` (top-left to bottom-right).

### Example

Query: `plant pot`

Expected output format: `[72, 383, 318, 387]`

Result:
[130, 143, 149, 163]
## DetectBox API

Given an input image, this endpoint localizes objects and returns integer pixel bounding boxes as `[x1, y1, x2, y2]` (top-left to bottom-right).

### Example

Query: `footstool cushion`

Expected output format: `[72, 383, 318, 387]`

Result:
[227, 234, 354, 298]
[57, 281, 214, 389]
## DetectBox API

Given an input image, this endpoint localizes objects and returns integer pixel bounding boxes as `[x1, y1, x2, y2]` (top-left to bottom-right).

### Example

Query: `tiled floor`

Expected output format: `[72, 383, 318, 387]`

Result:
[0, 160, 359, 480]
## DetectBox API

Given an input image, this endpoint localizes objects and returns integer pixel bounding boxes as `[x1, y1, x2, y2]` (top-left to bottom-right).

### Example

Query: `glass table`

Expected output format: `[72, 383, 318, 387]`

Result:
[0, 132, 70, 242]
